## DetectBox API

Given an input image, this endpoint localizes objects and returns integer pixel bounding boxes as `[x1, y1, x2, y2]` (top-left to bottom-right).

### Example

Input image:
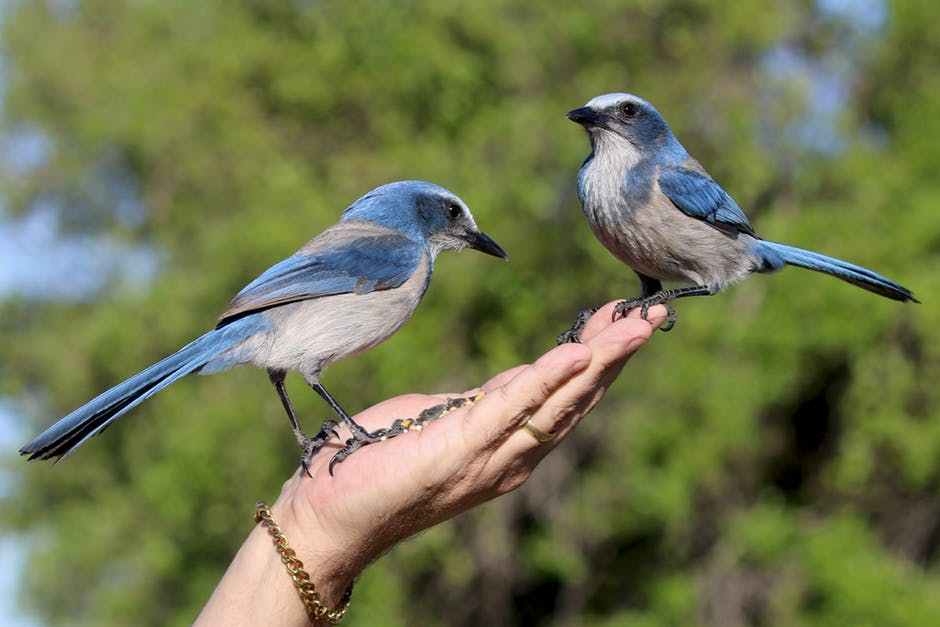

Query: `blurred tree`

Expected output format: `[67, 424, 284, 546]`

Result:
[1, 1, 938, 625]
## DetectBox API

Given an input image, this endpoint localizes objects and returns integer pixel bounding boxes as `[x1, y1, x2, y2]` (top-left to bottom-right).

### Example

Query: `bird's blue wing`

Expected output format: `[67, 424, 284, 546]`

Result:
[217, 233, 424, 326]
[658, 166, 755, 236]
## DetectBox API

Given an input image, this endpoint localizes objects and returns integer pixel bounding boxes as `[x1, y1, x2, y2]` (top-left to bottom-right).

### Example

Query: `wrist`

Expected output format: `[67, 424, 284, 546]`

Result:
[271, 477, 369, 609]
[196, 478, 368, 627]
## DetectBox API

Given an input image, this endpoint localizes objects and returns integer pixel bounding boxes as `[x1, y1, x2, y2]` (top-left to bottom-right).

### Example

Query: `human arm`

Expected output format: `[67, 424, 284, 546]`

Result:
[195, 303, 667, 626]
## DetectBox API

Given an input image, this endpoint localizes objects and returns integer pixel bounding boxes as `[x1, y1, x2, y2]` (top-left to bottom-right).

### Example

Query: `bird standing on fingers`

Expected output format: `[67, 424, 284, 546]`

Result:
[21, 180, 508, 473]
[558, 92, 917, 343]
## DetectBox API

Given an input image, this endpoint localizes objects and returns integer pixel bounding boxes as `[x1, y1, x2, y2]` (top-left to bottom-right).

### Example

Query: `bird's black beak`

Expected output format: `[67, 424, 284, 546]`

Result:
[464, 230, 509, 260]
[567, 106, 603, 127]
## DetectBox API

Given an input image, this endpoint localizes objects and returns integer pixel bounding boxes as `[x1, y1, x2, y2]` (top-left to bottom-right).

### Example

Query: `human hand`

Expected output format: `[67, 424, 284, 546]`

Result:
[266, 302, 667, 608]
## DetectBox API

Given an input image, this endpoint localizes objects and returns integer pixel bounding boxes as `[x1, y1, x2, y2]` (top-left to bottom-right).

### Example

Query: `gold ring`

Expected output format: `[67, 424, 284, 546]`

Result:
[521, 419, 555, 444]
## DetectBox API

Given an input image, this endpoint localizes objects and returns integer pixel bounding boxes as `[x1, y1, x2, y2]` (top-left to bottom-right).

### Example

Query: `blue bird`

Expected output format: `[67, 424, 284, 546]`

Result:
[21, 180, 507, 472]
[558, 93, 917, 342]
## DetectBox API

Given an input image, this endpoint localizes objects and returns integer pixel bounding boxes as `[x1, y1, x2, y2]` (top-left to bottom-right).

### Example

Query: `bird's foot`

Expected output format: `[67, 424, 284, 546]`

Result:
[556, 306, 599, 344]
[660, 303, 678, 332]
[328, 393, 484, 475]
[612, 295, 646, 320]
[298, 420, 340, 477]
[614, 295, 678, 332]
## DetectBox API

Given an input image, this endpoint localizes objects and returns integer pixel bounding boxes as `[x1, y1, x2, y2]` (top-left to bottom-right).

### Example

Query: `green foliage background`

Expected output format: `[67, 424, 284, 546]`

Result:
[2, 1, 939, 625]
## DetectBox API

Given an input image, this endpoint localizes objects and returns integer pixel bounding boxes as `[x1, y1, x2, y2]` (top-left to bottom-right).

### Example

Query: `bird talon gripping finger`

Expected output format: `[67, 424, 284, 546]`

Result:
[556, 306, 599, 345]
[325, 394, 483, 474]
[660, 304, 678, 332]
[612, 298, 644, 321]
[19, 182, 508, 472]
[566, 93, 916, 333]
[298, 420, 342, 477]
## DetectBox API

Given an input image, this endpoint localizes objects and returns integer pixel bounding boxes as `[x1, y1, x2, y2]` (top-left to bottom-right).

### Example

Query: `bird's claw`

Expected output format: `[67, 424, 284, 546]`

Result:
[660, 303, 678, 332]
[613, 297, 645, 321]
[556, 307, 599, 345]
[298, 419, 340, 478]
[327, 394, 484, 475]
[615, 297, 678, 332]
[328, 437, 370, 475]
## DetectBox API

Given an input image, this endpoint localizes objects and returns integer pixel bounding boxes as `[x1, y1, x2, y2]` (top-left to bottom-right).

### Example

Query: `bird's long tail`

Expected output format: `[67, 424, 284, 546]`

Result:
[20, 319, 261, 462]
[756, 240, 918, 302]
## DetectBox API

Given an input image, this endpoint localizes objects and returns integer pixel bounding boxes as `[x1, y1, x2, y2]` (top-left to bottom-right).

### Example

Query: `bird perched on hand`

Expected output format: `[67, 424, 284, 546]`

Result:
[21, 180, 508, 472]
[558, 92, 917, 342]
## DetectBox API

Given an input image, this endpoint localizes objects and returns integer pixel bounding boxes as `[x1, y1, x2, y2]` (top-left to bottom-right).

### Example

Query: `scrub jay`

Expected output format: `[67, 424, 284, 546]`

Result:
[559, 92, 917, 342]
[21, 180, 507, 472]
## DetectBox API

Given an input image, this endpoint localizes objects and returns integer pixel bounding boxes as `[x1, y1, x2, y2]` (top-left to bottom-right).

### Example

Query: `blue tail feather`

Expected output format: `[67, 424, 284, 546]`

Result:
[19, 317, 265, 461]
[757, 241, 917, 303]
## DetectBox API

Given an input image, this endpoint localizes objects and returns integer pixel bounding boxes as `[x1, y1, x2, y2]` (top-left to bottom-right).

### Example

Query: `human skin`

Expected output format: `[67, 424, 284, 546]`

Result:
[195, 303, 667, 626]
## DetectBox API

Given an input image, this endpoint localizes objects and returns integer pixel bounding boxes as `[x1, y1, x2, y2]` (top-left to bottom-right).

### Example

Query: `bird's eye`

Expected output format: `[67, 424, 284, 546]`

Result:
[448, 203, 462, 219]
[620, 102, 638, 118]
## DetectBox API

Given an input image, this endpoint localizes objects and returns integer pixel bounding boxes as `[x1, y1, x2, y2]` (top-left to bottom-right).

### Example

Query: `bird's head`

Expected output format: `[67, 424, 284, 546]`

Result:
[567, 93, 681, 160]
[342, 180, 508, 260]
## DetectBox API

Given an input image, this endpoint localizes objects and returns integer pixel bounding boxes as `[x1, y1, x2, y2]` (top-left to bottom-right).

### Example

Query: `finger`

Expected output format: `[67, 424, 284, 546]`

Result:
[462, 343, 591, 451]
[579, 299, 674, 343]
[551, 304, 667, 416]
[447, 365, 530, 411]
[577, 301, 621, 343]
[623, 303, 668, 325]
[586, 305, 666, 369]
[529, 315, 656, 437]
[499, 306, 667, 459]
[475, 365, 529, 393]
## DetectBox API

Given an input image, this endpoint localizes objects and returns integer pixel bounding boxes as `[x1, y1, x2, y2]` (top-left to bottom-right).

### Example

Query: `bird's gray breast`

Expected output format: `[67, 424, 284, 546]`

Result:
[579, 148, 756, 288]
[578, 150, 680, 280]
[242, 253, 432, 376]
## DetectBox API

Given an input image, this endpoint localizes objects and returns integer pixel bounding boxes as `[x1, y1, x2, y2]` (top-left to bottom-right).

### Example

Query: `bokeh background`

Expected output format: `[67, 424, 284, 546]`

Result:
[1, 1, 939, 625]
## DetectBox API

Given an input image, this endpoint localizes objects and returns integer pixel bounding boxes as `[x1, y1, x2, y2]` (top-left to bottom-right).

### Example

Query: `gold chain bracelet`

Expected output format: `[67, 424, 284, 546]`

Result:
[254, 501, 353, 624]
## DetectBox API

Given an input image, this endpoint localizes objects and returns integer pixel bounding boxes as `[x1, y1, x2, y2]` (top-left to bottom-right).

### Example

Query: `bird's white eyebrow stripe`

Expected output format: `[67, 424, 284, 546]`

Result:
[585, 93, 631, 109]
